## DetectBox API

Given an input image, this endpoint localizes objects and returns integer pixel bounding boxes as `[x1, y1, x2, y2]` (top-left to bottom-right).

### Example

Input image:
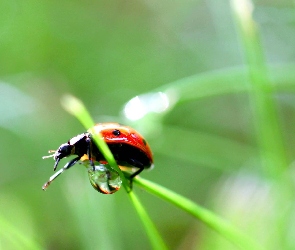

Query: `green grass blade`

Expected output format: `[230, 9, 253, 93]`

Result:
[134, 177, 263, 250]
[230, 0, 287, 176]
[152, 64, 295, 105]
[128, 191, 168, 250]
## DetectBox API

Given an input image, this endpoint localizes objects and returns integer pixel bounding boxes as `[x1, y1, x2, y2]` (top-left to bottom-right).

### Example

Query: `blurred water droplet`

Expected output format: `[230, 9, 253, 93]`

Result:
[86, 162, 122, 194]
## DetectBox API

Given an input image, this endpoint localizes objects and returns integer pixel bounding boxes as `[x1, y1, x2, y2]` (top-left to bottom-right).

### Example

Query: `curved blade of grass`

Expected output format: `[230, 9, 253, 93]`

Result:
[128, 191, 168, 250]
[124, 65, 295, 133]
[61, 94, 167, 249]
[156, 64, 295, 105]
[134, 177, 263, 250]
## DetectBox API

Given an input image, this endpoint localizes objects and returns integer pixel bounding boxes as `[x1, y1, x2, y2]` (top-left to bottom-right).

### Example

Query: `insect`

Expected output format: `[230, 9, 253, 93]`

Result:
[42, 123, 153, 193]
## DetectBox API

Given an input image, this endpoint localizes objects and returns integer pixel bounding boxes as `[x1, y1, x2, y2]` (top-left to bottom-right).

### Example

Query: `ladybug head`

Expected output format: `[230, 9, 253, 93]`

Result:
[43, 143, 73, 171]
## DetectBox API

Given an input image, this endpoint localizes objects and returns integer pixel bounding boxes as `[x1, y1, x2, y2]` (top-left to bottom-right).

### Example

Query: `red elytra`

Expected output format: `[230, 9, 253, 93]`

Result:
[89, 123, 153, 163]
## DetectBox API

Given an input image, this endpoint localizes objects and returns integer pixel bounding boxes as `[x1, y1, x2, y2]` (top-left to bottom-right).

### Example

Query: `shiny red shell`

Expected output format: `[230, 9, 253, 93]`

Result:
[88, 123, 153, 165]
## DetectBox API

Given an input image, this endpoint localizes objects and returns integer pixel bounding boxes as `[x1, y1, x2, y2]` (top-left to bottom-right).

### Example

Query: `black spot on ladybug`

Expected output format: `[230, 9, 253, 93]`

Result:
[142, 139, 147, 145]
[112, 129, 121, 136]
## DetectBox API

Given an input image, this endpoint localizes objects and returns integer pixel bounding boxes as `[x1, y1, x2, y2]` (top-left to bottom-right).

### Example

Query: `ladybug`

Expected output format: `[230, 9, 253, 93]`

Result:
[42, 123, 153, 192]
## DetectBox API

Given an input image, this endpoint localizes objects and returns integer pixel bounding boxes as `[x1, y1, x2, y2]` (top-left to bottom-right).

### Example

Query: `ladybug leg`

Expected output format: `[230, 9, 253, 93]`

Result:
[123, 158, 145, 188]
[85, 137, 95, 171]
[42, 156, 81, 190]
[125, 163, 144, 189]
[129, 166, 145, 188]
[63, 155, 81, 169]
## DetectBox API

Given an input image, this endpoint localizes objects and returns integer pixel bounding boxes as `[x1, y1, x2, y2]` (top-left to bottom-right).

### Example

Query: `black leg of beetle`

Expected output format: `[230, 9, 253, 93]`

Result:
[63, 156, 81, 169]
[86, 137, 95, 170]
[42, 156, 81, 190]
[128, 166, 145, 189]
[53, 158, 60, 171]
[125, 158, 146, 189]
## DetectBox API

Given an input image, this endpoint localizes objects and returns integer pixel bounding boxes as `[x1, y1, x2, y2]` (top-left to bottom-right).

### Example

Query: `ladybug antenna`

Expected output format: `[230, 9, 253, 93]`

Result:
[42, 150, 56, 159]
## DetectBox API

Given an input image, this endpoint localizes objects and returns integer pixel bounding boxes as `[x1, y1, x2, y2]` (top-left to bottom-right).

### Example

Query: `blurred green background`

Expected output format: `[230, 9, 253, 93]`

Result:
[1, 0, 295, 249]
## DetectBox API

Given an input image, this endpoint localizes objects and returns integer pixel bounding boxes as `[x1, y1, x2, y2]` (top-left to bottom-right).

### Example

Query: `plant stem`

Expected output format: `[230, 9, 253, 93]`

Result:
[134, 177, 263, 250]
[231, 0, 287, 177]
[128, 191, 168, 250]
